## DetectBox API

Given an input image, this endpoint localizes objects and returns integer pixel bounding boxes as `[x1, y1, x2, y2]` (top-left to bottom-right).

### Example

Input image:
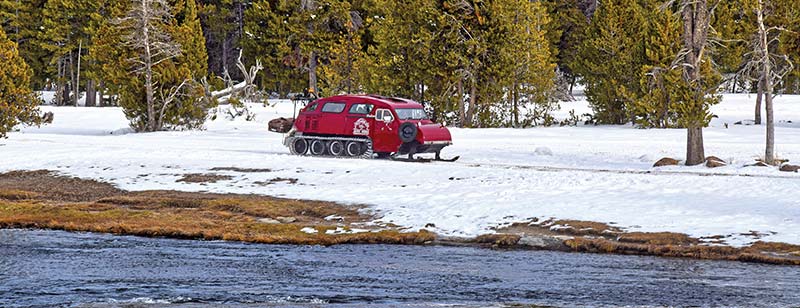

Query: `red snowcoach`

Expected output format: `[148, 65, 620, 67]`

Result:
[281, 95, 457, 161]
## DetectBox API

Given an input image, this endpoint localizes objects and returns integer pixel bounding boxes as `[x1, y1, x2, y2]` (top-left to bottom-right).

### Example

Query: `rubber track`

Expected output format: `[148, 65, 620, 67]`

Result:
[287, 136, 373, 159]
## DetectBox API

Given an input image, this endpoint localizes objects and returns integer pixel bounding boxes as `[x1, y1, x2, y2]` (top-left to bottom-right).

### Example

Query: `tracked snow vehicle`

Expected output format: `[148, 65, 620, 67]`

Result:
[281, 95, 456, 161]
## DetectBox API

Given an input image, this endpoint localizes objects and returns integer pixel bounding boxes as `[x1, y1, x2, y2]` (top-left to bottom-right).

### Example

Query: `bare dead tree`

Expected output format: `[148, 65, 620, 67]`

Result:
[156, 79, 189, 128]
[211, 50, 263, 102]
[115, 0, 182, 132]
[739, 0, 794, 165]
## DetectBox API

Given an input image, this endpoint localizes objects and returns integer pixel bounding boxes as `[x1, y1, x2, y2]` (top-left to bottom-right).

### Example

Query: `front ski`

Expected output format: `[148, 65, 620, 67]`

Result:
[390, 155, 460, 163]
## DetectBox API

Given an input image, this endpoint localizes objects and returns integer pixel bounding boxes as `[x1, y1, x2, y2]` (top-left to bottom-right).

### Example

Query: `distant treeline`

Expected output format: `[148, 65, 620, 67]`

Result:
[1, 0, 799, 134]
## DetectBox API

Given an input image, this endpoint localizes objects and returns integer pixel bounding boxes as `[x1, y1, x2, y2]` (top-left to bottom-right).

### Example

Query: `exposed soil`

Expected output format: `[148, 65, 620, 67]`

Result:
[1, 170, 798, 265]
[210, 167, 273, 173]
[176, 173, 234, 184]
[0, 170, 123, 202]
[254, 177, 299, 186]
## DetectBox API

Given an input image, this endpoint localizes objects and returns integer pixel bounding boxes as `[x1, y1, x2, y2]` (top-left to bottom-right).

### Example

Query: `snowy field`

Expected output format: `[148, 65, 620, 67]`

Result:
[3, 94, 800, 246]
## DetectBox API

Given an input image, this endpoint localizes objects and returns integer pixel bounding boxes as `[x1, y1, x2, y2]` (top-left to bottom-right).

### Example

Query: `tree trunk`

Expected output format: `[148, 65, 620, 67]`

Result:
[457, 78, 465, 127]
[70, 51, 78, 106]
[85, 79, 96, 107]
[143, 0, 156, 132]
[765, 76, 775, 164]
[98, 80, 105, 107]
[512, 82, 519, 127]
[465, 81, 477, 128]
[686, 126, 705, 165]
[308, 51, 318, 97]
[55, 57, 67, 106]
[76, 40, 82, 106]
[755, 77, 763, 125]
[759, 1, 775, 165]
[222, 36, 229, 77]
[681, 0, 711, 166]
[569, 76, 576, 96]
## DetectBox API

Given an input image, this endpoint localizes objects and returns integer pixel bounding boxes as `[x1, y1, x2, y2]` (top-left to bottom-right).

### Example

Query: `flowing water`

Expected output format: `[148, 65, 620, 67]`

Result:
[1, 229, 798, 307]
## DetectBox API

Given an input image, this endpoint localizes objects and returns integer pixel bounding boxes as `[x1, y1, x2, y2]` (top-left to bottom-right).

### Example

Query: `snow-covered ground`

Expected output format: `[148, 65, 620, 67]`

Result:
[3, 94, 800, 247]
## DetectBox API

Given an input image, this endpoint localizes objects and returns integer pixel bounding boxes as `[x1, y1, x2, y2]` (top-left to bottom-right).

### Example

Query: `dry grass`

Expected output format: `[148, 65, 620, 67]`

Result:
[254, 178, 299, 186]
[564, 237, 800, 266]
[0, 201, 433, 245]
[210, 167, 273, 173]
[746, 241, 800, 256]
[3, 170, 800, 264]
[548, 220, 622, 237]
[501, 218, 799, 265]
[0, 170, 431, 246]
[474, 234, 521, 247]
[0, 189, 40, 201]
[176, 173, 233, 184]
[617, 232, 699, 246]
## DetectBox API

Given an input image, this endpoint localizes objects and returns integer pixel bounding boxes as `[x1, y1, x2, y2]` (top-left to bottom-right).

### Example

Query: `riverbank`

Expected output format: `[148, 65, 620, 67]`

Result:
[2, 170, 798, 266]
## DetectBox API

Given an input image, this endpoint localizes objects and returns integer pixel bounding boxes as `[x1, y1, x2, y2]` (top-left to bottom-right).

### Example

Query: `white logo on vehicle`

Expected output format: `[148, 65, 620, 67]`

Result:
[353, 118, 370, 135]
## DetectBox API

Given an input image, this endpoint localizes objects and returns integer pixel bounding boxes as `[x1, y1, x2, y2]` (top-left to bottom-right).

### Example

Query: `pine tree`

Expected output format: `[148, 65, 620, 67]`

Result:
[486, 0, 556, 127]
[363, 0, 437, 100]
[242, 0, 300, 95]
[318, 17, 365, 96]
[631, 0, 684, 128]
[198, 0, 246, 79]
[1, 0, 51, 90]
[575, 0, 647, 124]
[0, 26, 41, 138]
[41, 0, 100, 105]
[243, 0, 355, 96]
[543, 0, 589, 95]
[96, 0, 211, 132]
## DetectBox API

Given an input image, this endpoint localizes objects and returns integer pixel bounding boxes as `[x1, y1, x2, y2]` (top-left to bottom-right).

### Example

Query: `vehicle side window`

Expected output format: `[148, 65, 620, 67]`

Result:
[321, 102, 346, 113]
[305, 102, 318, 112]
[348, 103, 374, 115]
[376, 109, 394, 122]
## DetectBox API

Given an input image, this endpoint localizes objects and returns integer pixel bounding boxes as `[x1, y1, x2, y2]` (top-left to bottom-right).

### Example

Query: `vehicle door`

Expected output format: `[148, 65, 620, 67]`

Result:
[318, 102, 347, 135]
[298, 102, 321, 133]
[371, 108, 401, 152]
[345, 102, 374, 137]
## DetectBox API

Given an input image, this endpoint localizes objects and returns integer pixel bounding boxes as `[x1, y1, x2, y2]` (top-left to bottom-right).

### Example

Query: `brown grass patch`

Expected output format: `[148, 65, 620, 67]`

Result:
[176, 173, 233, 184]
[254, 178, 299, 186]
[746, 241, 800, 256]
[210, 167, 273, 173]
[0, 201, 433, 245]
[617, 232, 698, 246]
[474, 234, 521, 247]
[548, 220, 622, 237]
[564, 237, 800, 266]
[0, 170, 421, 246]
[0, 189, 40, 201]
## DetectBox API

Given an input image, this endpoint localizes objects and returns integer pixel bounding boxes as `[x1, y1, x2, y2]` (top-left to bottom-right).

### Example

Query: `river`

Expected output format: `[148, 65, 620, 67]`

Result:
[1, 229, 798, 307]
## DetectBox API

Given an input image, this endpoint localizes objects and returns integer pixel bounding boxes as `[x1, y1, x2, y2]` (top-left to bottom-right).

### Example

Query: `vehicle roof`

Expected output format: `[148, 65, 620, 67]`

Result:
[318, 94, 424, 108]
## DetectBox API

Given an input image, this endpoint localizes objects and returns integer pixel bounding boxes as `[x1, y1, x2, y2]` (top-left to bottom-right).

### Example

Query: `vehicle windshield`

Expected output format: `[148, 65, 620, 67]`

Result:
[395, 108, 428, 120]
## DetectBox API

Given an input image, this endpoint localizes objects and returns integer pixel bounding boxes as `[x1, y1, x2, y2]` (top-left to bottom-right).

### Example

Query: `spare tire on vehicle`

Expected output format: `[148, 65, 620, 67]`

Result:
[399, 122, 418, 143]
[268, 117, 294, 133]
